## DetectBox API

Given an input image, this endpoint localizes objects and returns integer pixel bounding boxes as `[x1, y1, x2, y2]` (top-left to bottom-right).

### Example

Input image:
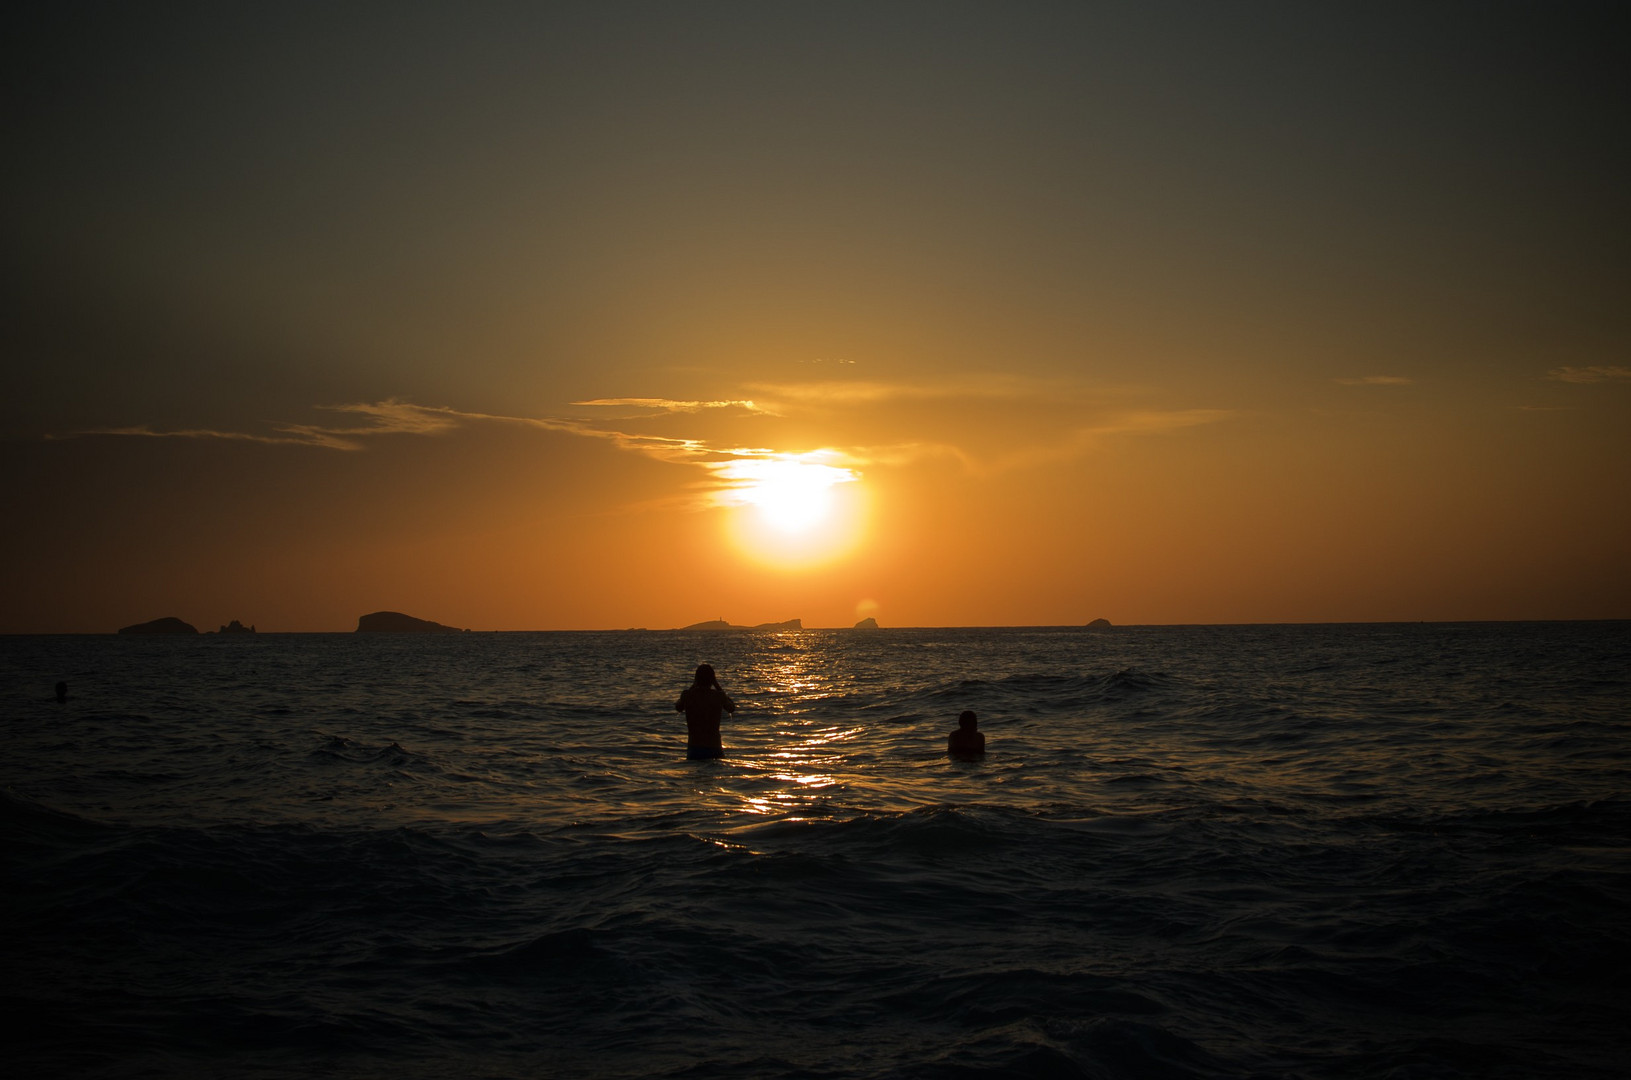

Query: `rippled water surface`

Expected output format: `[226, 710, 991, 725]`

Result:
[4, 624, 1628, 1078]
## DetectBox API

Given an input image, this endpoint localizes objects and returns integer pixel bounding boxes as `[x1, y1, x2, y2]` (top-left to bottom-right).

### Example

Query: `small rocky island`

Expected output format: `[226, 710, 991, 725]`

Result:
[1086, 618, 1113, 630]
[853, 617, 880, 629]
[681, 618, 803, 631]
[355, 611, 465, 633]
[213, 620, 256, 634]
[118, 617, 199, 635]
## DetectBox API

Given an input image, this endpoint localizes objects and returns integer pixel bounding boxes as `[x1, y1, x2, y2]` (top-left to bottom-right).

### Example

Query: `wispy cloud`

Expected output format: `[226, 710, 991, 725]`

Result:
[571, 397, 765, 414]
[1547, 365, 1631, 384]
[60, 378, 1231, 507]
[65, 398, 827, 508]
[276, 400, 466, 448]
[996, 409, 1234, 473]
[1334, 375, 1413, 386]
[842, 408, 1235, 477]
[747, 374, 1077, 407]
[1092, 409, 1234, 435]
[74, 399, 477, 451]
[63, 426, 334, 448]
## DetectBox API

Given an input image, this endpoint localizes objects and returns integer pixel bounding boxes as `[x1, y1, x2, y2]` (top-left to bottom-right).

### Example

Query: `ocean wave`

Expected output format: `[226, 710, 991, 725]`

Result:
[308, 734, 438, 772]
[927, 668, 1178, 713]
[5, 623, 1628, 1079]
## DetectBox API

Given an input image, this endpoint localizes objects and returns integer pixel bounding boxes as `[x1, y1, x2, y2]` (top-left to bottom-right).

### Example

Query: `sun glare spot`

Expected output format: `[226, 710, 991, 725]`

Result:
[746, 459, 845, 533]
[715, 452, 857, 533]
[713, 450, 868, 568]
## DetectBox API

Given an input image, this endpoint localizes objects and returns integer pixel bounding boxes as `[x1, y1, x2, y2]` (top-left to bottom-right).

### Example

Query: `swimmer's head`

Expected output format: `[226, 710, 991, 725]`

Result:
[958, 710, 977, 730]
[693, 663, 718, 689]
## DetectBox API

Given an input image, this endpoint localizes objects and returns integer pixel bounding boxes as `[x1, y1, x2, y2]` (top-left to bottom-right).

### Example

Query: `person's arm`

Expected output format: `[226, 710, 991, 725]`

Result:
[720, 690, 735, 714]
[675, 690, 687, 712]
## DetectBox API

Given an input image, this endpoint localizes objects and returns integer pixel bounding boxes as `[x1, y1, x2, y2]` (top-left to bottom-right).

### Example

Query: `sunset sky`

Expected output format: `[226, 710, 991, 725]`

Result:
[5, 3, 1627, 632]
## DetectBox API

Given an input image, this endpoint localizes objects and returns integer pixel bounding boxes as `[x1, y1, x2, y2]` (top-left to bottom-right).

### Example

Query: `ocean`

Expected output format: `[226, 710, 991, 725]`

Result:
[3, 623, 1627, 1078]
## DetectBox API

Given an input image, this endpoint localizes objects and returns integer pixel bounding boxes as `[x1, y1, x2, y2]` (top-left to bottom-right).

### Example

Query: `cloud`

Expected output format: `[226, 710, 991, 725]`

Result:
[843, 408, 1234, 477]
[1334, 375, 1413, 386]
[71, 399, 473, 450]
[274, 400, 466, 448]
[1091, 409, 1234, 435]
[68, 398, 843, 511]
[58, 377, 1231, 508]
[1547, 365, 1631, 384]
[58, 426, 332, 448]
[571, 398, 765, 414]
[747, 373, 1076, 407]
[989, 409, 1235, 473]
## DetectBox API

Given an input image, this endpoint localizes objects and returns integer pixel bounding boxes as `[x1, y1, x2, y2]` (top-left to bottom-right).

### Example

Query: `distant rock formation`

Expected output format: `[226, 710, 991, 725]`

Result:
[355, 611, 464, 633]
[1086, 618, 1113, 630]
[853, 617, 880, 629]
[680, 618, 803, 631]
[118, 616, 199, 635]
[213, 619, 256, 634]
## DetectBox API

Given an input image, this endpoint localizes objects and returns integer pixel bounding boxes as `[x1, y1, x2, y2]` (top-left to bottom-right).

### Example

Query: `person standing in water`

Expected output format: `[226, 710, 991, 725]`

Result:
[948, 710, 985, 759]
[676, 663, 735, 759]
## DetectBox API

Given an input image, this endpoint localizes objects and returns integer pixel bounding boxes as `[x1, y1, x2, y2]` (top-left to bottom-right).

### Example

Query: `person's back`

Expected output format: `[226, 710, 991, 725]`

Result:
[948, 709, 985, 759]
[677, 663, 735, 759]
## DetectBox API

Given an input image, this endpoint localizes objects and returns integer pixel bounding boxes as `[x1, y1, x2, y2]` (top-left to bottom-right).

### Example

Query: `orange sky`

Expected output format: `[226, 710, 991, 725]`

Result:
[4, 5, 1627, 631]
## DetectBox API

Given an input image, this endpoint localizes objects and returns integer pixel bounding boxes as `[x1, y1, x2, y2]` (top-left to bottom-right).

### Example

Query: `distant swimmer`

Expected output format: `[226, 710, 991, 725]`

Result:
[55, 681, 68, 703]
[676, 663, 735, 760]
[948, 710, 985, 759]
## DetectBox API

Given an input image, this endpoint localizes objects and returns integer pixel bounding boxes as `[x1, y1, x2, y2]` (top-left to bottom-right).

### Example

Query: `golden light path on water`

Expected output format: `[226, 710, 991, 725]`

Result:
[723, 632, 866, 822]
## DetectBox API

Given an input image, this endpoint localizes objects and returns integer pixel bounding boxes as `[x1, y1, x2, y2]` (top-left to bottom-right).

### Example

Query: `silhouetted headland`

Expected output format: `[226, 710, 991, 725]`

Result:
[118, 617, 199, 635]
[681, 618, 803, 631]
[355, 611, 465, 633]
[213, 620, 256, 634]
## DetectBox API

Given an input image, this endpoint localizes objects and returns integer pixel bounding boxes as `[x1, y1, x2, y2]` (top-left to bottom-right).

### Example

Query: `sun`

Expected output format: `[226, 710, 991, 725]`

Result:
[742, 458, 848, 533]
[714, 451, 867, 567]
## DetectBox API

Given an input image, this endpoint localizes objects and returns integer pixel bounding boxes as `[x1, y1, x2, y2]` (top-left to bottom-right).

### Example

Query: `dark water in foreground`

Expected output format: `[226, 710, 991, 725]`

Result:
[3, 623, 1628, 1078]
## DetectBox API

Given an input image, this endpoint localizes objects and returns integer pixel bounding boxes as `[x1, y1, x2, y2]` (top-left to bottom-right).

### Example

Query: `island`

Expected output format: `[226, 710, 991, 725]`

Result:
[118, 617, 199, 635]
[355, 611, 465, 633]
[853, 617, 880, 629]
[680, 618, 803, 631]
[213, 620, 256, 634]
[1086, 618, 1113, 630]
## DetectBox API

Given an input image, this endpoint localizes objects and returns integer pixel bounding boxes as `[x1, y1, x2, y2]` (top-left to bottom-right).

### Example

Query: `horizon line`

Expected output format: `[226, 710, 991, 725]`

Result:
[8, 617, 1628, 636]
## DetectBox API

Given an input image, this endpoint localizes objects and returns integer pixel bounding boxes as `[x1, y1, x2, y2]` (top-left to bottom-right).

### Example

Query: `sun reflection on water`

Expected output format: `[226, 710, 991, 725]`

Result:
[699, 633, 900, 824]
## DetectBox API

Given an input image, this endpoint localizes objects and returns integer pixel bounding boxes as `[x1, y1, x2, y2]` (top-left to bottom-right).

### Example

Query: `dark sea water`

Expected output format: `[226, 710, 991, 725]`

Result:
[3, 624, 1628, 1079]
